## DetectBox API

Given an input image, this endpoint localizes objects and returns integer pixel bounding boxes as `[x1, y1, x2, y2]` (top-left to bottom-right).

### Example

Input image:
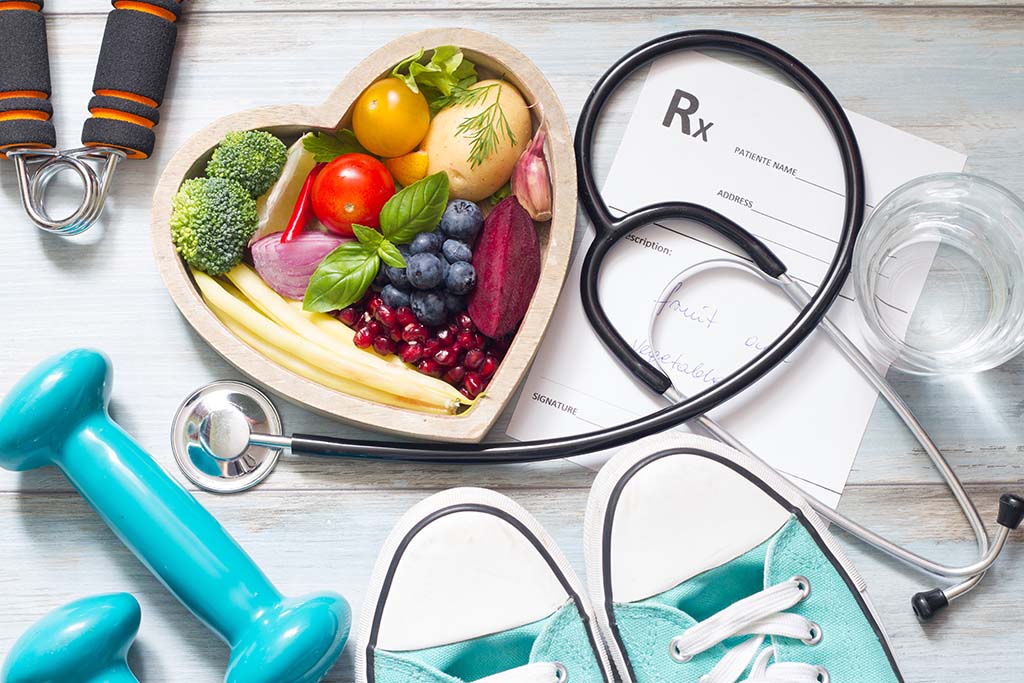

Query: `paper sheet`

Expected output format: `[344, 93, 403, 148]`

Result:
[506, 53, 966, 507]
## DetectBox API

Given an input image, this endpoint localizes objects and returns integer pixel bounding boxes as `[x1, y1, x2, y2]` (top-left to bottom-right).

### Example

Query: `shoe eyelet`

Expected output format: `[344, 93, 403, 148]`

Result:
[669, 636, 692, 663]
[815, 666, 830, 683]
[790, 575, 812, 600]
[802, 622, 823, 645]
[553, 663, 568, 682]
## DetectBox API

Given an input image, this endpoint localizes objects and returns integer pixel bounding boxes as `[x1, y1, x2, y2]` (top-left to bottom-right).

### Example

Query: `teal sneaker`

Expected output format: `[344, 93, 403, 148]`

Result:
[357, 487, 615, 683]
[584, 434, 905, 683]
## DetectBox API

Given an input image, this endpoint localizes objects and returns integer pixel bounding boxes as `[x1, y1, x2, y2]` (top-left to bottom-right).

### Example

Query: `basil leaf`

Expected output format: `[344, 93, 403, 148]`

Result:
[303, 242, 380, 313]
[303, 130, 369, 163]
[352, 224, 383, 248]
[380, 172, 450, 244]
[378, 239, 406, 268]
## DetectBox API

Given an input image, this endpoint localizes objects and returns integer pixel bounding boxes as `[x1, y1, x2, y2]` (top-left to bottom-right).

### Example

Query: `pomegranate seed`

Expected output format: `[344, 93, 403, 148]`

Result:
[396, 306, 417, 327]
[444, 365, 466, 384]
[464, 349, 485, 371]
[463, 372, 484, 398]
[476, 334, 491, 351]
[400, 342, 424, 364]
[375, 303, 396, 329]
[436, 328, 455, 347]
[364, 320, 382, 336]
[456, 313, 475, 331]
[435, 347, 458, 367]
[418, 359, 442, 377]
[373, 335, 396, 356]
[353, 327, 374, 348]
[367, 296, 383, 315]
[480, 355, 498, 378]
[402, 323, 428, 344]
[422, 338, 443, 358]
[450, 342, 465, 356]
[447, 323, 460, 338]
[337, 307, 360, 327]
[390, 328, 403, 343]
[456, 331, 476, 349]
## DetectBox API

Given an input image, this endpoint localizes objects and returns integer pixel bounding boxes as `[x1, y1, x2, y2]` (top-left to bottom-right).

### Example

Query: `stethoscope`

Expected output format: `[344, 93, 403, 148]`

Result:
[170, 30, 1023, 621]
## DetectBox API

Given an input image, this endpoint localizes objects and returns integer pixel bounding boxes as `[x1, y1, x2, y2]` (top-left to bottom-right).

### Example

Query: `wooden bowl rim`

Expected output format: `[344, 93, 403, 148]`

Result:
[150, 28, 577, 443]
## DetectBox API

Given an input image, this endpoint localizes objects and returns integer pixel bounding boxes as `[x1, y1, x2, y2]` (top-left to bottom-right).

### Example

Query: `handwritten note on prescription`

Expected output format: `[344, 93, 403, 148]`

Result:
[506, 53, 966, 507]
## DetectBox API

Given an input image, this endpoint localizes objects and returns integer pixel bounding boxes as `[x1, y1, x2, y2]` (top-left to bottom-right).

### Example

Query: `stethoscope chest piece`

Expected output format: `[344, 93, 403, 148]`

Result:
[171, 381, 284, 493]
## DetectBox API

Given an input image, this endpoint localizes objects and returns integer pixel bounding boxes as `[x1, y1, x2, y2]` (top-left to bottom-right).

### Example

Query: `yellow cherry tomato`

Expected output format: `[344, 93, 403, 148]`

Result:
[353, 78, 430, 158]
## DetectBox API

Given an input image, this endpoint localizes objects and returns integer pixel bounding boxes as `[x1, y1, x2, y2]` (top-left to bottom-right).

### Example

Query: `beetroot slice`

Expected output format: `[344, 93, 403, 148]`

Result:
[468, 197, 541, 338]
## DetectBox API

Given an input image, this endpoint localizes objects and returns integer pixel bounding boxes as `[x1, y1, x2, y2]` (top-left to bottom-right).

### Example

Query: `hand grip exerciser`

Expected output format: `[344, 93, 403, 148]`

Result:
[2, 593, 142, 683]
[2, 1, 185, 236]
[0, 349, 350, 683]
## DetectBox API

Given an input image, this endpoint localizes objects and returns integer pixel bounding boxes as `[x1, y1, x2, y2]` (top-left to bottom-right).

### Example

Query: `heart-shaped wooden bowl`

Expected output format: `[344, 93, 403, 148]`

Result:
[151, 29, 576, 443]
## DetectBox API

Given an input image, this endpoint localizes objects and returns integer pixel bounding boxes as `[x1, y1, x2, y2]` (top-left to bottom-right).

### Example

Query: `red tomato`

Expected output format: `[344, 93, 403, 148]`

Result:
[311, 153, 395, 236]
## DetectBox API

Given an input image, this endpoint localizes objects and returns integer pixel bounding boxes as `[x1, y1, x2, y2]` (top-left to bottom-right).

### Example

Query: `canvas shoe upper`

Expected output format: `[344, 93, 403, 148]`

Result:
[584, 433, 905, 683]
[357, 487, 615, 683]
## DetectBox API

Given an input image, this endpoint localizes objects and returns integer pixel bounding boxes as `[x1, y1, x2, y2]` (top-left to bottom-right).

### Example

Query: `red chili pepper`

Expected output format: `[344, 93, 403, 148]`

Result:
[281, 163, 325, 243]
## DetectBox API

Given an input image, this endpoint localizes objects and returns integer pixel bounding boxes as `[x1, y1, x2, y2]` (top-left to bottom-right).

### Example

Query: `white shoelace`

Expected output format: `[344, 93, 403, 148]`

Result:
[476, 662, 568, 683]
[669, 576, 828, 683]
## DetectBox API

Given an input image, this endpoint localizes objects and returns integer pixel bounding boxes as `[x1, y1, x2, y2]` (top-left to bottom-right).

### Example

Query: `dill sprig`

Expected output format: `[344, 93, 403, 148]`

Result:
[450, 82, 518, 168]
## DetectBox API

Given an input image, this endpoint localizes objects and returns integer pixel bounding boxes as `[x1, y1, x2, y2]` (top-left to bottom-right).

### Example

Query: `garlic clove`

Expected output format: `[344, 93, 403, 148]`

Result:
[512, 127, 553, 222]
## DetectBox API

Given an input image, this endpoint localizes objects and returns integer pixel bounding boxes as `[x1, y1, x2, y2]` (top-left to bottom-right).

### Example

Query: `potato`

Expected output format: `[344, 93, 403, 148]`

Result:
[421, 79, 532, 201]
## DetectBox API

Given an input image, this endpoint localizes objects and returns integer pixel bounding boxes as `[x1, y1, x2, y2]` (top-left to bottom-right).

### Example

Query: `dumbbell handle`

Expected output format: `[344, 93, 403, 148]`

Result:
[61, 412, 282, 645]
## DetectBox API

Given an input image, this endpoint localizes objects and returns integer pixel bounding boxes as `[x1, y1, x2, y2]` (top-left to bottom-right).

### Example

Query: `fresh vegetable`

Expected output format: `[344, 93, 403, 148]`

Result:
[171, 177, 258, 276]
[511, 127, 552, 221]
[385, 150, 429, 187]
[468, 196, 541, 337]
[251, 231, 347, 300]
[487, 182, 512, 206]
[391, 45, 478, 113]
[302, 129, 369, 163]
[253, 134, 318, 244]
[311, 153, 395, 236]
[281, 163, 325, 243]
[206, 130, 288, 198]
[421, 80, 532, 201]
[353, 78, 430, 158]
[305, 172, 450, 312]
[195, 267, 466, 413]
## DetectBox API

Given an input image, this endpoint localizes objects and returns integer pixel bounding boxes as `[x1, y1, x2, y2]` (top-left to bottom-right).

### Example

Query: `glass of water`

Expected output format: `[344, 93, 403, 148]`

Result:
[854, 173, 1024, 375]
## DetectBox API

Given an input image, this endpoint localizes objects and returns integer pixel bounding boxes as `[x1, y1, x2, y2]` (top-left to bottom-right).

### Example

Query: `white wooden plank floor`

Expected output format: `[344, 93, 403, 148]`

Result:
[1, 3, 1023, 682]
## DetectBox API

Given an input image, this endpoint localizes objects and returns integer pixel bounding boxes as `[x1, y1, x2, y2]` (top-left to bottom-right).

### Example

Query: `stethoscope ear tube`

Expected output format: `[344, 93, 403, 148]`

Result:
[575, 29, 864, 414]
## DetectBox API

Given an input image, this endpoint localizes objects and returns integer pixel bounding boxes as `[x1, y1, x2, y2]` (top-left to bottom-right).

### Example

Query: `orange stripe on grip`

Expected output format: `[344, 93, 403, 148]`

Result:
[0, 91, 47, 100]
[0, 110, 48, 122]
[83, 140, 148, 160]
[95, 89, 159, 109]
[0, 2, 41, 11]
[90, 108, 155, 129]
[112, 1, 177, 22]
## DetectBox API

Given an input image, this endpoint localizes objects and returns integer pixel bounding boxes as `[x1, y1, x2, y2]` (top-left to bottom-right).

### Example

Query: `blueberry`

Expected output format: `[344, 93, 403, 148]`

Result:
[406, 252, 444, 290]
[446, 261, 476, 295]
[442, 239, 473, 263]
[444, 292, 467, 314]
[371, 267, 389, 290]
[381, 284, 411, 309]
[410, 231, 442, 254]
[411, 289, 446, 327]
[440, 199, 484, 241]
[385, 264, 410, 289]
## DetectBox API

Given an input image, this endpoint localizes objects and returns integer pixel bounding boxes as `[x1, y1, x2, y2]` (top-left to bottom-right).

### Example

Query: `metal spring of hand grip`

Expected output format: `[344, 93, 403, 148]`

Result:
[7, 146, 125, 236]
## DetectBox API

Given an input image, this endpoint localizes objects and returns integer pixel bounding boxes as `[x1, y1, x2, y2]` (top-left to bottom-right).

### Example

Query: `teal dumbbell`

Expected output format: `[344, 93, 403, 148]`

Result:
[0, 349, 350, 683]
[3, 593, 141, 683]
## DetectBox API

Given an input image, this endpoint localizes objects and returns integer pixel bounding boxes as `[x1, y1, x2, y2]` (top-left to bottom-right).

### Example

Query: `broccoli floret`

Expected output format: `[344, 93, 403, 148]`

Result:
[205, 130, 288, 198]
[171, 177, 258, 276]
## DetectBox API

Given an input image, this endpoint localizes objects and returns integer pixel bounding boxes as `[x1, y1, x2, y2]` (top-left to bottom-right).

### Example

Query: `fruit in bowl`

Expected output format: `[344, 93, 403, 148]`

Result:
[158, 34, 564, 435]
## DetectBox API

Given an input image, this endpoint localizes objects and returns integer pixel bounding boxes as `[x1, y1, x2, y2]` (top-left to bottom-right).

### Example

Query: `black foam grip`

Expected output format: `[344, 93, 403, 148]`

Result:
[0, 96, 52, 116]
[0, 8, 51, 96]
[82, 116, 155, 158]
[0, 118, 56, 151]
[110, 0, 182, 18]
[88, 94, 160, 125]
[92, 8, 178, 106]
